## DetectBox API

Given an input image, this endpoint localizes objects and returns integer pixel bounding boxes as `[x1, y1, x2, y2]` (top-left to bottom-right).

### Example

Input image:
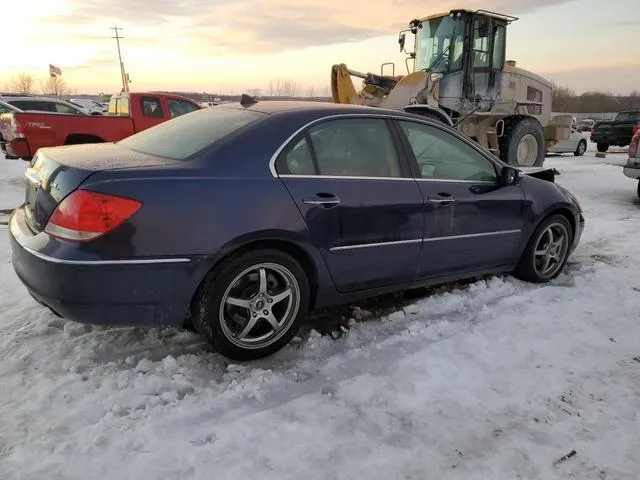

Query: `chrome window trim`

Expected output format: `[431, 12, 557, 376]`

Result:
[279, 174, 496, 185]
[329, 229, 521, 252]
[268, 112, 504, 181]
[269, 113, 432, 178]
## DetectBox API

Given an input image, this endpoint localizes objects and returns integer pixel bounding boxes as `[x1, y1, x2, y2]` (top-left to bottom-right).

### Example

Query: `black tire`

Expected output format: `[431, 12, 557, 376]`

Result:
[574, 140, 587, 156]
[596, 143, 609, 152]
[192, 249, 310, 361]
[513, 214, 573, 283]
[637, 180, 640, 200]
[499, 116, 546, 167]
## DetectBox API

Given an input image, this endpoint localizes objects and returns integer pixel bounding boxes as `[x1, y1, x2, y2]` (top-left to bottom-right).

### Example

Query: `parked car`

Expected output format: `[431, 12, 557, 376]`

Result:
[576, 119, 595, 132]
[0, 100, 21, 146]
[67, 98, 108, 115]
[547, 126, 588, 156]
[8, 100, 584, 360]
[590, 110, 640, 152]
[0, 96, 88, 116]
[0, 91, 201, 159]
[622, 125, 640, 198]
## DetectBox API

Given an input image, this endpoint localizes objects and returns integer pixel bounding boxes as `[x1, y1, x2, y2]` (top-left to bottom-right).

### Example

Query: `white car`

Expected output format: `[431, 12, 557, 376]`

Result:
[548, 126, 588, 156]
[67, 98, 107, 115]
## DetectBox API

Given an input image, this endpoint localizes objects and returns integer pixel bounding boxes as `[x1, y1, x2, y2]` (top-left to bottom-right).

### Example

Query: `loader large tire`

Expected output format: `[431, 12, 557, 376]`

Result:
[499, 117, 546, 167]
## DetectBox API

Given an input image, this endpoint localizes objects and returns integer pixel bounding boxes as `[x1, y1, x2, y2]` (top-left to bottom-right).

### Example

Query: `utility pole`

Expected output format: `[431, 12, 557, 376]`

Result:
[111, 26, 129, 92]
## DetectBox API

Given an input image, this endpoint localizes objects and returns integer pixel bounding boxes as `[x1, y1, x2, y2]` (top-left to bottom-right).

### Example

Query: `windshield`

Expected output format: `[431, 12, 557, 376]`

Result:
[117, 107, 267, 160]
[615, 112, 640, 122]
[416, 16, 465, 72]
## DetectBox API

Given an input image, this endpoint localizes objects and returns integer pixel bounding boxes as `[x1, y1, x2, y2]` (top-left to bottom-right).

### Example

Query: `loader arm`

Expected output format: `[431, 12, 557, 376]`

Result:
[331, 63, 400, 106]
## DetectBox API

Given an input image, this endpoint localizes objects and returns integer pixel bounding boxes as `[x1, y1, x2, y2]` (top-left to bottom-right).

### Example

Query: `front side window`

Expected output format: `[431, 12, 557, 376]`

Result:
[399, 120, 498, 182]
[416, 16, 465, 73]
[168, 99, 199, 118]
[277, 118, 402, 178]
[54, 103, 81, 114]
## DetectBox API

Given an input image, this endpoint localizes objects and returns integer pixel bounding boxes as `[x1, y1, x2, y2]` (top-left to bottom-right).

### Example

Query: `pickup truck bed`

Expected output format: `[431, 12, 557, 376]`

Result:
[0, 91, 200, 159]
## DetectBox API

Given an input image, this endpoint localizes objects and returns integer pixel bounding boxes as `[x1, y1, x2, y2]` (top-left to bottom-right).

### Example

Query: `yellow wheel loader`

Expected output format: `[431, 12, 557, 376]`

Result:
[331, 9, 572, 167]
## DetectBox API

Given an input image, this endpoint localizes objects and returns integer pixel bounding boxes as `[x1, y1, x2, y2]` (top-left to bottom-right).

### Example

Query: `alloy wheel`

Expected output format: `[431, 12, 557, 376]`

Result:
[533, 222, 570, 279]
[219, 262, 301, 349]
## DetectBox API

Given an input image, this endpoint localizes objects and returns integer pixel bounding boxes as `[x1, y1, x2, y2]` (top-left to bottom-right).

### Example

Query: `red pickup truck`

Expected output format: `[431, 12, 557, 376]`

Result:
[0, 91, 201, 159]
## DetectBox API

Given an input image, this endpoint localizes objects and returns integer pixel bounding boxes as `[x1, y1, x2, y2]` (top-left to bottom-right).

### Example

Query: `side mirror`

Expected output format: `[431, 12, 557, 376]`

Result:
[500, 166, 519, 186]
[399, 33, 406, 52]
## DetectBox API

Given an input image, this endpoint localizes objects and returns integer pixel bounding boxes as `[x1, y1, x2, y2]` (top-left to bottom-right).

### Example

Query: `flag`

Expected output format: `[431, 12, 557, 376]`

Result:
[49, 64, 62, 77]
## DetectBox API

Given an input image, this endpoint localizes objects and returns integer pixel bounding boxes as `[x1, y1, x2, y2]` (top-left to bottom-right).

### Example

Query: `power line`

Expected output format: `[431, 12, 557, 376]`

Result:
[111, 26, 130, 92]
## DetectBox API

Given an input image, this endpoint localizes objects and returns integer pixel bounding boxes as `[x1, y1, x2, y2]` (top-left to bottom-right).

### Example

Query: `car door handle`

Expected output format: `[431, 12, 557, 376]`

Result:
[427, 194, 455, 205]
[302, 193, 341, 206]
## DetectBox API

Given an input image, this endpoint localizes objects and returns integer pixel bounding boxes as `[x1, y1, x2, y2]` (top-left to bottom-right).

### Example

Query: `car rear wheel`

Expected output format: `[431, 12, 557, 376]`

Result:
[596, 143, 609, 152]
[514, 214, 573, 283]
[193, 249, 309, 360]
[574, 140, 587, 156]
[637, 180, 640, 199]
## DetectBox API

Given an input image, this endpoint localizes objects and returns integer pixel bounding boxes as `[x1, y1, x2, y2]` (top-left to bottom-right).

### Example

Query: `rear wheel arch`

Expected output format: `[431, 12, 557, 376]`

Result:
[187, 237, 321, 327]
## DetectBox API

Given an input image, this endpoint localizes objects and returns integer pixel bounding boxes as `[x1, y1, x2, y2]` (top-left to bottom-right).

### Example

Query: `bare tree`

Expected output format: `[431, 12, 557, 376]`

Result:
[6, 72, 35, 94]
[305, 85, 316, 98]
[40, 76, 71, 96]
[268, 78, 300, 97]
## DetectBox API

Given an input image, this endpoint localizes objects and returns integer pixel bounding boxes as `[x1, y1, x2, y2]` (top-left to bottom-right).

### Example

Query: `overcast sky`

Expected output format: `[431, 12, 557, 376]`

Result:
[3, 0, 638, 95]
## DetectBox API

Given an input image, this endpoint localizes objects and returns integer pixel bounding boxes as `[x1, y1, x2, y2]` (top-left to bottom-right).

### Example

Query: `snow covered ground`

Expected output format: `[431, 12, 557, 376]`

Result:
[1, 144, 639, 480]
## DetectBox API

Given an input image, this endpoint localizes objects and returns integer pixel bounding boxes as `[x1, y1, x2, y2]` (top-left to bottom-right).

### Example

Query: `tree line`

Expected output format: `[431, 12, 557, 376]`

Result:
[552, 84, 640, 113]
[6, 71, 638, 114]
[2, 73, 73, 96]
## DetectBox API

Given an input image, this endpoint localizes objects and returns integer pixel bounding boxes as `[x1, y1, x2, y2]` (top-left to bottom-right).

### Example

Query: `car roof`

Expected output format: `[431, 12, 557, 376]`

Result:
[1, 96, 69, 103]
[220, 100, 422, 120]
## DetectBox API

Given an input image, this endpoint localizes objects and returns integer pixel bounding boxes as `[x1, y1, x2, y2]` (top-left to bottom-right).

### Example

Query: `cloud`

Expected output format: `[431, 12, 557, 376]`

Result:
[37, 0, 574, 63]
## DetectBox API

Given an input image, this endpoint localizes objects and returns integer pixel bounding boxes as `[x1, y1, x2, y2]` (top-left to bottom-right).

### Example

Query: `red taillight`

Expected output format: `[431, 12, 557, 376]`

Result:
[10, 114, 24, 139]
[44, 190, 142, 242]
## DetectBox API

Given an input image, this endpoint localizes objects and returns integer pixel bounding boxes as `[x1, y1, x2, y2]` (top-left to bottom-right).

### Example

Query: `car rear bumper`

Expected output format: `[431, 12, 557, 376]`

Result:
[9, 207, 208, 328]
[4, 138, 31, 159]
[623, 165, 640, 179]
[590, 134, 631, 146]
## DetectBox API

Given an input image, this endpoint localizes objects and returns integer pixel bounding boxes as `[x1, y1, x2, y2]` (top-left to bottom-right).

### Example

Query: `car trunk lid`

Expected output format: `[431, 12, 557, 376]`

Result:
[23, 142, 177, 233]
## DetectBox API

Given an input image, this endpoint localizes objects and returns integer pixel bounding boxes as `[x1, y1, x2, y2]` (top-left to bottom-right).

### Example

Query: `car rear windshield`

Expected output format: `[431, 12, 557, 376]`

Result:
[117, 107, 267, 160]
[614, 112, 640, 122]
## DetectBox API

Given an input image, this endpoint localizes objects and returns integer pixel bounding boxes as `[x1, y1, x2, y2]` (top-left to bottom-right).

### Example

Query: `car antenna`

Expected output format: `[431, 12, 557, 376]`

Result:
[240, 93, 258, 107]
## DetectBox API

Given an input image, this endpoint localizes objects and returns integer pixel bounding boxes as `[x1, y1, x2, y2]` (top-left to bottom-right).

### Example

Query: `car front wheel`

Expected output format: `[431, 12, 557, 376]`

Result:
[193, 249, 310, 360]
[574, 140, 587, 156]
[514, 214, 573, 283]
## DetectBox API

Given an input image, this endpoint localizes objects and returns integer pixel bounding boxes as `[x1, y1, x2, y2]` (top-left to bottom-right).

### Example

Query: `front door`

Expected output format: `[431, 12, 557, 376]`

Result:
[275, 117, 424, 292]
[395, 119, 524, 278]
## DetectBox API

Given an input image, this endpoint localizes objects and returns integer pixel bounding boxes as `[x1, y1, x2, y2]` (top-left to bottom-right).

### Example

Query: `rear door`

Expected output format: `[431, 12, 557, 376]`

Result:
[275, 116, 424, 293]
[395, 119, 524, 278]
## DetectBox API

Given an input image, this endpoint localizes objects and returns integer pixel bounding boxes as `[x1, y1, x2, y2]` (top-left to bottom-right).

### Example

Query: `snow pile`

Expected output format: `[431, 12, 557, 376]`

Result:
[1, 150, 639, 479]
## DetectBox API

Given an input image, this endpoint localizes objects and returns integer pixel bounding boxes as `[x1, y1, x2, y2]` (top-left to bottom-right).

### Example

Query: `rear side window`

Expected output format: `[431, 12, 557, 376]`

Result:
[117, 107, 266, 160]
[276, 118, 402, 178]
[10, 101, 55, 112]
[140, 96, 163, 118]
[168, 98, 199, 118]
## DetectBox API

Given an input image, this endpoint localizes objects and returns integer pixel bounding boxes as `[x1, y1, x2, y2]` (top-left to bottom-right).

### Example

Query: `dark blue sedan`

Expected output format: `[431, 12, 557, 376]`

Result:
[9, 99, 584, 360]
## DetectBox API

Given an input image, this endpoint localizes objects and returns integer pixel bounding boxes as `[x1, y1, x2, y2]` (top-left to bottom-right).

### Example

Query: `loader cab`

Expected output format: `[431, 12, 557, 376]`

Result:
[399, 9, 517, 113]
